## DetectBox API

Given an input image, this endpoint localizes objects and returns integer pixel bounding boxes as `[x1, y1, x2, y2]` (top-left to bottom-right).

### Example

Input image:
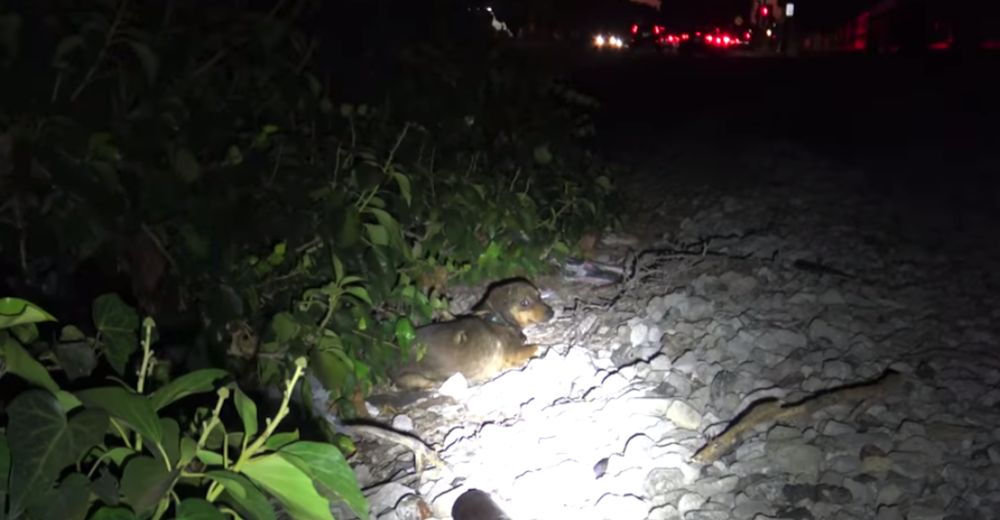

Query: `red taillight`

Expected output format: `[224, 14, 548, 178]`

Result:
[631, 24, 638, 34]
[744, 31, 751, 40]
[760, 6, 769, 17]
[653, 25, 662, 35]
[705, 35, 714, 43]
[723, 36, 731, 45]
[682, 33, 690, 40]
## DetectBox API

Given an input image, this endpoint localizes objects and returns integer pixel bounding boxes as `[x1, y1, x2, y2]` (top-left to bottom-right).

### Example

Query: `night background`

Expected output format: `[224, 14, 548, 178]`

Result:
[1, 1, 999, 519]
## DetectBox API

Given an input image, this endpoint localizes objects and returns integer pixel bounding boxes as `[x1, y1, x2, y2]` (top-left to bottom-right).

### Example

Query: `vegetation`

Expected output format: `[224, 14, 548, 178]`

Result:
[0, 296, 367, 519]
[0, 0, 615, 517]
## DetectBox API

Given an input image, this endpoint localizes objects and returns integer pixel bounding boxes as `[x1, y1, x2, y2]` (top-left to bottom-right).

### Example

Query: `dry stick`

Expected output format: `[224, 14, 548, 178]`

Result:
[71, 0, 129, 102]
[692, 370, 905, 465]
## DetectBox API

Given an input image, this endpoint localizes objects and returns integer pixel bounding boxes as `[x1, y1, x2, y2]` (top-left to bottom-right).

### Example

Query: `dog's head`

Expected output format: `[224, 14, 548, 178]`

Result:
[476, 279, 554, 329]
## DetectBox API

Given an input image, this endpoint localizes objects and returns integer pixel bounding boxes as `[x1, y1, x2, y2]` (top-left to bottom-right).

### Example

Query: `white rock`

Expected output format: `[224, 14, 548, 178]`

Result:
[391, 414, 414, 432]
[438, 373, 469, 399]
[676, 492, 705, 516]
[593, 493, 649, 520]
[631, 322, 650, 347]
[666, 400, 702, 430]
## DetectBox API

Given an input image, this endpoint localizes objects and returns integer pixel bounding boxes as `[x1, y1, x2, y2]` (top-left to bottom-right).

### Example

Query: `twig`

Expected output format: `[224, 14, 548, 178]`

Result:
[71, 0, 129, 102]
[141, 223, 180, 275]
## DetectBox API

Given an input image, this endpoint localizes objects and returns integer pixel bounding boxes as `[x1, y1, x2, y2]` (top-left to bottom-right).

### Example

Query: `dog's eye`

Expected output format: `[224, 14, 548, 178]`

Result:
[520, 299, 531, 308]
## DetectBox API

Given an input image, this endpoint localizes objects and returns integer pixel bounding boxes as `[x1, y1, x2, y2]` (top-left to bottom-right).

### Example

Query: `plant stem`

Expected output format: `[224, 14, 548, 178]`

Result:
[134, 318, 154, 453]
[206, 361, 305, 503]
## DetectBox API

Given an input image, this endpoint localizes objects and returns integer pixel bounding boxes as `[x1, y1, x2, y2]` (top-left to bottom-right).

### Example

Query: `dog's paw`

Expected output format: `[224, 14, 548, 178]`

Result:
[502, 344, 540, 369]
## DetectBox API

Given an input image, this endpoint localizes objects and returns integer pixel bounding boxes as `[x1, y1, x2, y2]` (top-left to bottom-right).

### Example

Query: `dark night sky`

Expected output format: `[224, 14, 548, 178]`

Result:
[657, 0, 879, 30]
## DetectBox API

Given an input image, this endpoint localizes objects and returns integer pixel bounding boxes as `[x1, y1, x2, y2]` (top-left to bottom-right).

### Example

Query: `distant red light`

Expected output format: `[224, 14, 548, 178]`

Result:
[723, 36, 731, 45]
[760, 6, 769, 17]
[744, 31, 751, 40]
[653, 25, 663, 35]
[631, 24, 638, 34]
[682, 33, 690, 40]
[705, 35, 714, 43]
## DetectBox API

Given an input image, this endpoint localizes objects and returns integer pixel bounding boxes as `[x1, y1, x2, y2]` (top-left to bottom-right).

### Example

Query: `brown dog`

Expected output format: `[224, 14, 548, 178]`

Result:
[391, 279, 554, 390]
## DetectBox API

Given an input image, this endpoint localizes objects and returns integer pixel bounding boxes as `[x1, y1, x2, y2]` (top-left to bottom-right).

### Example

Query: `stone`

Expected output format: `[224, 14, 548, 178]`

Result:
[631, 321, 650, 347]
[666, 400, 702, 430]
[593, 493, 649, 520]
[391, 414, 414, 432]
[770, 443, 823, 481]
[676, 492, 705, 516]
[876, 505, 904, 520]
[843, 478, 875, 504]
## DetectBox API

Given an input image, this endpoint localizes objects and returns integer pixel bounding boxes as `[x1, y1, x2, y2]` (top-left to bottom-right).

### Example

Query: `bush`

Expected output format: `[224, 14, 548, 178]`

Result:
[0, 296, 368, 519]
[0, 0, 616, 415]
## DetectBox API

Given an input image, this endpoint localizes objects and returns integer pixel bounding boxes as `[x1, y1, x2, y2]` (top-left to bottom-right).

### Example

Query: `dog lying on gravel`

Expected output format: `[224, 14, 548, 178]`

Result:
[391, 278, 554, 390]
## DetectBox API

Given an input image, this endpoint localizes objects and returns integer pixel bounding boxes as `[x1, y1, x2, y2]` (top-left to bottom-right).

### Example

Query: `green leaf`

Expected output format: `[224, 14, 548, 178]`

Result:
[121, 456, 176, 516]
[205, 471, 276, 520]
[196, 450, 225, 466]
[533, 144, 553, 164]
[364, 224, 389, 246]
[394, 318, 416, 350]
[179, 437, 198, 467]
[1, 335, 61, 395]
[92, 294, 140, 376]
[91, 468, 120, 506]
[241, 453, 335, 520]
[332, 255, 345, 283]
[271, 313, 301, 343]
[28, 472, 90, 520]
[9, 323, 38, 344]
[148, 369, 229, 411]
[343, 286, 372, 306]
[0, 297, 56, 329]
[157, 418, 180, 467]
[176, 498, 225, 520]
[280, 442, 368, 520]
[391, 171, 412, 206]
[53, 334, 97, 381]
[234, 388, 259, 442]
[263, 431, 299, 452]
[102, 447, 135, 467]
[337, 207, 361, 248]
[6, 391, 108, 517]
[174, 147, 201, 183]
[89, 506, 137, 520]
[75, 387, 162, 446]
[127, 41, 159, 84]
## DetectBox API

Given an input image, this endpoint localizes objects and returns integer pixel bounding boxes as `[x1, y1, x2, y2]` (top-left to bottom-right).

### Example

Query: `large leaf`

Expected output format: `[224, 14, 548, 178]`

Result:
[206, 471, 276, 520]
[148, 369, 229, 411]
[92, 294, 140, 376]
[233, 387, 259, 442]
[76, 387, 162, 445]
[241, 453, 335, 520]
[54, 326, 97, 380]
[280, 442, 368, 520]
[1, 335, 61, 395]
[28, 472, 90, 520]
[176, 498, 225, 520]
[121, 456, 176, 516]
[89, 506, 138, 520]
[0, 297, 56, 329]
[6, 391, 108, 517]
[91, 468, 120, 506]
